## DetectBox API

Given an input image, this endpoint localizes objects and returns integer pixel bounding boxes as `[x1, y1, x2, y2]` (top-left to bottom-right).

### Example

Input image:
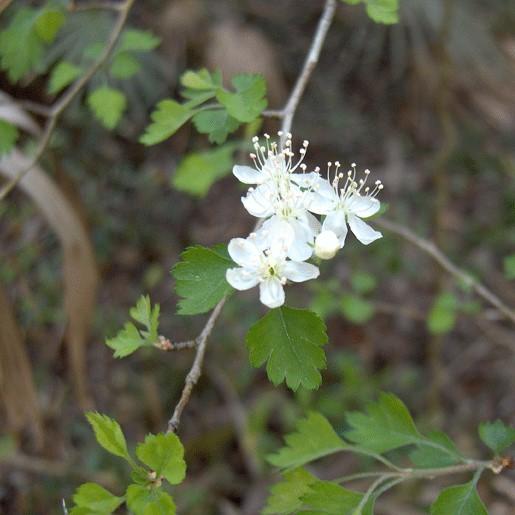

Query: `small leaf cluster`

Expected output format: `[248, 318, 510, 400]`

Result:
[0, 2, 65, 83]
[48, 28, 160, 129]
[106, 295, 160, 358]
[265, 392, 515, 514]
[340, 0, 400, 24]
[70, 413, 186, 514]
[140, 69, 267, 145]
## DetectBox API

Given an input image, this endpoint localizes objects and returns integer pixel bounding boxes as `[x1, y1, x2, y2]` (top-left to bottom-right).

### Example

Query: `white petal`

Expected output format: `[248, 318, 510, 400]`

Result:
[314, 230, 340, 260]
[305, 192, 336, 215]
[282, 261, 320, 282]
[233, 165, 263, 184]
[241, 184, 275, 218]
[346, 194, 380, 218]
[322, 210, 348, 246]
[348, 215, 382, 244]
[228, 238, 260, 267]
[258, 217, 294, 255]
[290, 171, 320, 188]
[259, 278, 285, 308]
[287, 220, 314, 261]
[226, 267, 260, 290]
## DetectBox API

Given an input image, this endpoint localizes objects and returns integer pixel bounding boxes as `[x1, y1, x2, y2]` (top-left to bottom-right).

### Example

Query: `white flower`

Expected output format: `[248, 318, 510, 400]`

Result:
[306, 162, 383, 248]
[314, 230, 340, 260]
[225, 233, 320, 309]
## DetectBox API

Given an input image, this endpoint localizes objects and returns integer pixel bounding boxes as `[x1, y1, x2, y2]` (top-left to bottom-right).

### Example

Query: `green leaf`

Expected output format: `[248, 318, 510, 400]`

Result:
[85, 412, 131, 462]
[503, 254, 515, 280]
[34, 8, 65, 43]
[0, 119, 19, 156]
[172, 245, 234, 315]
[140, 100, 193, 145]
[106, 295, 160, 358]
[136, 433, 186, 485]
[48, 61, 82, 94]
[246, 307, 328, 390]
[87, 87, 127, 130]
[126, 485, 175, 515]
[340, 294, 375, 324]
[345, 392, 423, 453]
[301, 481, 366, 515]
[172, 144, 236, 197]
[216, 73, 267, 123]
[110, 52, 141, 79]
[268, 412, 346, 469]
[180, 69, 221, 91]
[430, 481, 487, 515]
[409, 431, 462, 468]
[350, 272, 377, 294]
[427, 292, 458, 335]
[192, 109, 240, 144]
[366, 0, 399, 24]
[119, 29, 160, 52]
[72, 483, 124, 513]
[478, 420, 515, 455]
[0, 8, 43, 82]
[263, 468, 317, 515]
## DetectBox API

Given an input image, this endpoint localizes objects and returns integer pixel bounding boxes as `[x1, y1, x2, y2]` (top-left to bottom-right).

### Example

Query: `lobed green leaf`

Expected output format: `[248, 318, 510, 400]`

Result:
[478, 420, 515, 456]
[430, 481, 487, 515]
[85, 412, 131, 462]
[0, 119, 19, 156]
[72, 483, 123, 514]
[87, 86, 127, 130]
[246, 307, 328, 390]
[140, 100, 193, 145]
[126, 485, 176, 515]
[48, 61, 82, 94]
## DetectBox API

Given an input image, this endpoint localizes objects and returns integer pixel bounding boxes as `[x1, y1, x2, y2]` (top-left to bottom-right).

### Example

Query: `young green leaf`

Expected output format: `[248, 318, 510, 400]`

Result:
[0, 119, 19, 156]
[263, 468, 317, 515]
[136, 433, 186, 485]
[478, 420, 515, 455]
[430, 481, 487, 515]
[85, 412, 131, 462]
[87, 87, 127, 129]
[216, 73, 267, 123]
[0, 8, 44, 82]
[126, 485, 176, 515]
[268, 412, 346, 469]
[192, 109, 240, 144]
[110, 52, 141, 79]
[34, 8, 65, 43]
[119, 29, 161, 52]
[409, 431, 462, 468]
[340, 293, 375, 324]
[503, 254, 515, 280]
[106, 295, 160, 358]
[246, 307, 328, 390]
[48, 61, 82, 94]
[140, 100, 193, 145]
[172, 144, 236, 197]
[365, 0, 399, 24]
[180, 69, 221, 91]
[172, 245, 234, 315]
[301, 481, 368, 515]
[427, 292, 458, 335]
[72, 483, 124, 513]
[345, 392, 423, 453]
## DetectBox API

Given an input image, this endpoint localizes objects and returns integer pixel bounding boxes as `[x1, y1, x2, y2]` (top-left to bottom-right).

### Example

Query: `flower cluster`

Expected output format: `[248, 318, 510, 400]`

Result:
[226, 133, 383, 308]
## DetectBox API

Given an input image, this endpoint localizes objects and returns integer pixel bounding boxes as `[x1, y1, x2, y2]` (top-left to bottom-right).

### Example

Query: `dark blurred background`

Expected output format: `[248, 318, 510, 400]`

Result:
[1, 0, 514, 513]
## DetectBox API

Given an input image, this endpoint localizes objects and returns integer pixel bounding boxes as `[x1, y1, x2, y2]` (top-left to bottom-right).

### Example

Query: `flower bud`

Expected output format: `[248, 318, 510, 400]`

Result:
[314, 230, 340, 260]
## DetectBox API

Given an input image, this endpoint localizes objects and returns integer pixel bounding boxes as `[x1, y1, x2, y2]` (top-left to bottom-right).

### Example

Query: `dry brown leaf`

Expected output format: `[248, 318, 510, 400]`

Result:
[0, 150, 98, 409]
[0, 283, 42, 445]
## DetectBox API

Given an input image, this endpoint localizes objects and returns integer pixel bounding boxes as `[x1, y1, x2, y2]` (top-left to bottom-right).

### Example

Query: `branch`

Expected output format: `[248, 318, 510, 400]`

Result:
[165, 0, 338, 434]
[376, 218, 515, 325]
[280, 0, 337, 138]
[167, 297, 226, 433]
[0, 0, 135, 201]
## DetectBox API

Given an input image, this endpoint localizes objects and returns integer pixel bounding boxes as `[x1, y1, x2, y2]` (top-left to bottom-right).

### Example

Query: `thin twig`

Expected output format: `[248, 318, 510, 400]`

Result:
[280, 0, 337, 139]
[166, 0, 339, 433]
[167, 298, 226, 433]
[154, 336, 197, 351]
[0, 0, 135, 201]
[376, 217, 515, 325]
